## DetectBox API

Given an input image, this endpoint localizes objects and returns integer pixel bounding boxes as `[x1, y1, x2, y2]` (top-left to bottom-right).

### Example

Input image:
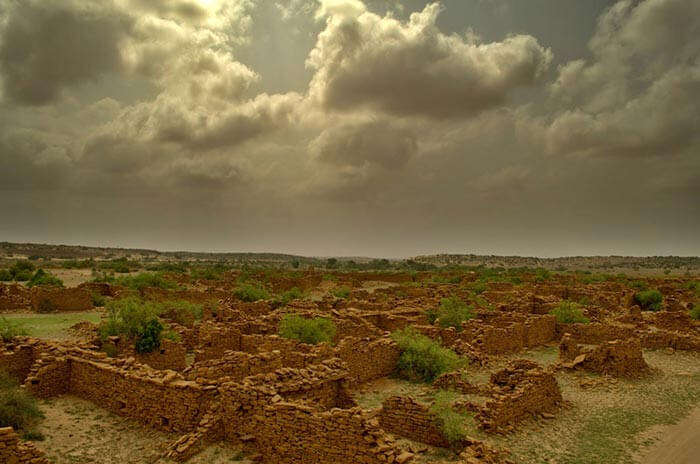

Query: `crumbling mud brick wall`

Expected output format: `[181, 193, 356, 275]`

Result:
[195, 323, 242, 361]
[0, 427, 50, 464]
[335, 337, 400, 385]
[556, 322, 636, 344]
[30, 287, 93, 312]
[640, 330, 700, 351]
[0, 343, 35, 382]
[77, 282, 116, 297]
[378, 396, 450, 448]
[559, 335, 651, 377]
[433, 371, 482, 395]
[0, 284, 31, 311]
[185, 350, 286, 383]
[476, 360, 562, 432]
[109, 337, 187, 371]
[253, 403, 410, 464]
[652, 311, 696, 333]
[24, 355, 71, 398]
[67, 358, 217, 432]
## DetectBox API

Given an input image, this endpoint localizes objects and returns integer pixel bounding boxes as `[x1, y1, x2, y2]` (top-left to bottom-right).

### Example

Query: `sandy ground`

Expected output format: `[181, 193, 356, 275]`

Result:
[635, 407, 700, 464]
[34, 396, 250, 464]
[49, 269, 95, 287]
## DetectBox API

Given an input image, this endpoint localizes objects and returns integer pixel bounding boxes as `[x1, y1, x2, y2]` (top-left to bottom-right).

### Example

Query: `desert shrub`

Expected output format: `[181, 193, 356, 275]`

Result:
[426, 307, 438, 324]
[162, 329, 182, 343]
[26, 269, 63, 288]
[634, 289, 663, 311]
[435, 297, 474, 331]
[9, 260, 34, 277]
[391, 328, 464, 382]
[276, 287, 304, 305]
[432, 274, 461, 284]
[534, 268, 551, 283]
[0, 269, 12, 281]
[430, 390, 466, 445]
[331, 286, 351, 299]
[99, 297, 164, 353]
[233, 283, 270, 302]
[190, 266, 223, 280]
[467, 281, 487, 295]
[115, 272, 177, 291]
[12, 270, 33, 281]
[629, 280, 649, 291]
[279, 314, 336, 345]
[90, 292, 106, 307]
[322, 273, 338, 281]
[0, 317, 27, 342]
[134, 319, 163, 354]
[0, 372, 43, 435]
[550, 301, 590, 323]
[35, 298, 56, 314]
[157, 300, 203, 325]
[690, 304, 699, 321]
[91, 271, 116, 284]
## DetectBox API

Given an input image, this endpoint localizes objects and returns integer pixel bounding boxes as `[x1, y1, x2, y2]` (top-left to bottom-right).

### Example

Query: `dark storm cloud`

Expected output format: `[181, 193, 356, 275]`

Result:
[308, 2, 552, 118]
[542, 0, 700, 158]
[312, 119, 418, 169]
[0, 0, 132, 105]
[0, 0, 698, 257]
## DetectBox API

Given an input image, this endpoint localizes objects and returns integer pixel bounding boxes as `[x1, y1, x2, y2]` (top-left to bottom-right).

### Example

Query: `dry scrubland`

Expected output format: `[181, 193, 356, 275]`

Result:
[1, 256, 699, 464]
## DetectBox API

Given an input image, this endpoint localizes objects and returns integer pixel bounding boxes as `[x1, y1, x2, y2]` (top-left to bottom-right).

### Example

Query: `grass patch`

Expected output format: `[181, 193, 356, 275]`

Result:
[0, 312, 101, 339]
[279, 314, 336, 344]
[0, 372, 44, 436]
[391, 328, 465, 382]
[550, 301, 590, 324]
[0, 317, 27, 341]
[275, 287, 305, 305]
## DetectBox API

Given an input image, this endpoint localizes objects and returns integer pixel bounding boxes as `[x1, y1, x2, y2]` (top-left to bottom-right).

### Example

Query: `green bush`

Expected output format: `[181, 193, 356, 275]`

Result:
[550, 301, 590, 323]
[233, 283, 270, 302]
[430, 390, 466, 445]
[99, 297, 165, 353]
[634, 289, 663, 311]
[534, 268, 551, 283]
[690, 304, 699, 321]
[435, 297, 474, 331]
[466, 281, 487, 295]
[0, 317, 27, 342]
[391, 328, 464, 382]
[157, 300, 203, 325]
[190, 267, 224, 280]
[9, 260, 34, 277]
[12, 270, 33, 282]
[276, 287, 305, 305]
[115, 272, 177, 291]
[0, 269, 12, 281]
[134, 319, 163, 354]
[90, 292, 106, 307]
[331, 286, 351, 299]
[279, 314, 336, 344]
[0, 372, 43, 435]
[26, 269, 63, 288]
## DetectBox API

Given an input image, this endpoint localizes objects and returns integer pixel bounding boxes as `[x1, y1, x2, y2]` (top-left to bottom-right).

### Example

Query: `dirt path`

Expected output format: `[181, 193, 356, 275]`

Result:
[636, 407, 700, 464]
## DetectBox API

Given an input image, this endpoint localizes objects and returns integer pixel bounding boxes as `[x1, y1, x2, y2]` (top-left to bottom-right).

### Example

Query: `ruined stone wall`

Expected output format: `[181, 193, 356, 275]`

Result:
[112, 338, 188, 371]
[559, 336, 651, 377]
[378, 396, 450, 448]
[30, 287, 93, 312]
[335, 337, 400, 385]
[556, 322, 636, 344]
[195, 323, 242, 361]
[186, 350, 286, 383]
[0, 427, 50, 464]
[24, 356, 71, 398]
[0, 284, 31, 311]
[68, 358, 216, 432]
[476, 362, 562, 432]
[0, 343, 35, 382]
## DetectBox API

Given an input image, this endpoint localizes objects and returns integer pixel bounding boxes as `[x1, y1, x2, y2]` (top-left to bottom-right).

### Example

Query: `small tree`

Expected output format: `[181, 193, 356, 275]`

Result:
[233, 283, 270, 302]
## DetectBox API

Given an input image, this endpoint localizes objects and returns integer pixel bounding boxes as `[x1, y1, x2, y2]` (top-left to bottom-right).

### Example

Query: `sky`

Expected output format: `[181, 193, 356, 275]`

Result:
[0, 0, 698, 258]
